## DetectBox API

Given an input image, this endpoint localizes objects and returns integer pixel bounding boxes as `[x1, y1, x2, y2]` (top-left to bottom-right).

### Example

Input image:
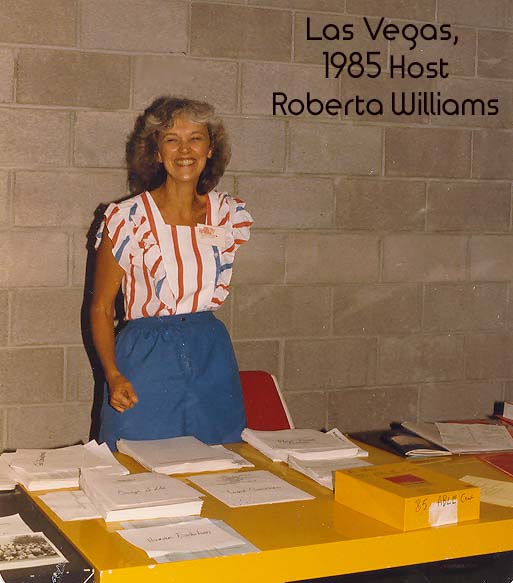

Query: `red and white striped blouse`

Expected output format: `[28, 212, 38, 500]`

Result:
[96, 190, 252, 320]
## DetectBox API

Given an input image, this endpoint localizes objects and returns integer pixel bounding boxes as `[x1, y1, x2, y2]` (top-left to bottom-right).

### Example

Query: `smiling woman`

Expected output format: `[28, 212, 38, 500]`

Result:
[90, 96, 252, 451]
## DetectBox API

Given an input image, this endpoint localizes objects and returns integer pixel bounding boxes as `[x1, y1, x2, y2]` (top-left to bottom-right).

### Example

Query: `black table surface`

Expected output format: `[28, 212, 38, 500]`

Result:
[0, 488, 93, 583]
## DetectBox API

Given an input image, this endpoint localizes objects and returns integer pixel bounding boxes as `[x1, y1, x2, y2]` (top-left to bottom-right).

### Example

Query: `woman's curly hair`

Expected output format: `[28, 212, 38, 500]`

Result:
[126, 96, 231, 195]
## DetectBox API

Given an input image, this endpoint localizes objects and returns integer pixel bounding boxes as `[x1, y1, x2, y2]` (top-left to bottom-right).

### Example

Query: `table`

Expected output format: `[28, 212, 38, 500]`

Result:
[0, 488, 92, 583]
[25, 444, 513, 583]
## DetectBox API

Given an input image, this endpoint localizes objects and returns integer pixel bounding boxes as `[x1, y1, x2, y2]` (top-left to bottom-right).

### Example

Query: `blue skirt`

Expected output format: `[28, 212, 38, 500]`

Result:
[99, 311, 246, 451]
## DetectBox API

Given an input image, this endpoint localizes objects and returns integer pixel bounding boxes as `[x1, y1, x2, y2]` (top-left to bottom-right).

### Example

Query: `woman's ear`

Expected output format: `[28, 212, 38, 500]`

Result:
[156, 151, 162, 163]
[207, 149, 213, 159]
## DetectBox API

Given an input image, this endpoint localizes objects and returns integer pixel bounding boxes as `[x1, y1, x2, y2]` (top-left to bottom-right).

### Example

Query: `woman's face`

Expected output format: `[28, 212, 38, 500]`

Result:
[156, 115, 212, 186]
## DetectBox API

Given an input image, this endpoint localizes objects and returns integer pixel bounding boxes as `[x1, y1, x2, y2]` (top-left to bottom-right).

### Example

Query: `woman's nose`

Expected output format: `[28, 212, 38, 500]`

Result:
[178, 140, 190, 153]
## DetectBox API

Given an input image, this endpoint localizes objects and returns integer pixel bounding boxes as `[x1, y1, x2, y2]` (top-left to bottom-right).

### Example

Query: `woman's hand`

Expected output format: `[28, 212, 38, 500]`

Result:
[107, 373, 139, 413]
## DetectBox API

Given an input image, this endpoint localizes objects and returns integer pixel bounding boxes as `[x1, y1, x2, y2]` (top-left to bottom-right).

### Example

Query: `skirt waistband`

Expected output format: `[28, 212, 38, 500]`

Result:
[123, 311, 216, 331]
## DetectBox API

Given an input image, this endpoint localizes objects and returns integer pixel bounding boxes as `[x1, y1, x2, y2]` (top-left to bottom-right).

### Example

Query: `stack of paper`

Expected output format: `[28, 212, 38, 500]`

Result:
[117, 436, 253, 475]
[1, 441, 128, 490]
[241, 428, 364, 462]
[80, 468, 204, 522]
[117, 518, 259, 562]
[288, 456, 373, 490]
[189, 470, 314, 507]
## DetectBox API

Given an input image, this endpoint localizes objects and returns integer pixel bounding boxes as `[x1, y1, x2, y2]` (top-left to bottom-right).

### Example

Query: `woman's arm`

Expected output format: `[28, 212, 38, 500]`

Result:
[90, 230, 139, 412]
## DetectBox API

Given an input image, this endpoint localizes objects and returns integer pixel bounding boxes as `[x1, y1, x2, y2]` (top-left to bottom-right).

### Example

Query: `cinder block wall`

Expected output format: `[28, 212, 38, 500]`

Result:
[1, 0, 512, 448]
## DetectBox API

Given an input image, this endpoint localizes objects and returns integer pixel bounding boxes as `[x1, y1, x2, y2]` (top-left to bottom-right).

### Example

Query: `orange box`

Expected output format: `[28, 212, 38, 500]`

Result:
[334, 461, 480, 531]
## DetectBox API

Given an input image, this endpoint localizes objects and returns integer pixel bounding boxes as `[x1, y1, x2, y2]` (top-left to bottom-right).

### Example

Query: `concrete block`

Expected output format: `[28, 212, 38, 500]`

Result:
[0, 109, 70, 166]
[427, 181, 511, 232]
[226, 118, 286, 173]
[383, 235, 467, 282]
[238, 176, 334, 229]
[232, 285, 331, 338]
[424, 283, 507, 332]
[231, 233, 286, 284]
[0, 231, 68, 287]
[12, 288, 83, 345]
[438, 0, 513, 29]
[432, 78, 513, 130]
[294, 14, 387, 66]
[0, 292, 7, 345]
[465, 333, 513, 379]
[0, 49, 14, 103]
[0, 0, 76, 45]
[17, 49, 130, 109]
[472, 130, 513, 180]
[289, 122, 382, 176]
[242, 62, 339, 117]
[340, 75, 435, 124]
[72, 231, 89, 287]
[233, 340, 280, 374]
[419, 381, 504, 421]
[80, 0, 187, 53]
[286, 233, 380, 283]
[386, 128, 471, 178]
[470, 236, 513, 281]
[333, 284, 422, 334]
[66, 345, 94, 401]
[249, 0, 344, 11]
[284, 338, 377, 391]
[336, 178, 425, 231]
[134, 56, 238, 114]
[284, 392, 327, 431]
[378, 334, 465, 384]
[391, 26, 476, 77]
[191, 4, 291, 61]
[346, 0, 436, 19]
[0, 172, 8, 226]
[74, 111, 136, 168]
[328, 386, 419, 432]
[479, 30, 513, 79]
[6, 403, 91, 449]
[14, 170, 126, 227]
[0, 348, 63, 403]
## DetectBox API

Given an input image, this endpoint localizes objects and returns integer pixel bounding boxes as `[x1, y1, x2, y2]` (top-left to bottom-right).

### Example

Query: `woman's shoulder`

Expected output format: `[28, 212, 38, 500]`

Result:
[103, 192, 150, 225]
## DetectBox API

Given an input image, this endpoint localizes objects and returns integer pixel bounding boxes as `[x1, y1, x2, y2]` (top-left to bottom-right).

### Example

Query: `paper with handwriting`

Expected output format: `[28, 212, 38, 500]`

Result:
[188, 470, 314, 507]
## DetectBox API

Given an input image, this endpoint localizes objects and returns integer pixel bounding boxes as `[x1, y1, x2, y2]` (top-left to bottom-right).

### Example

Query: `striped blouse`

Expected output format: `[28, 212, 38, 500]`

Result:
[96, 190, 252, 320]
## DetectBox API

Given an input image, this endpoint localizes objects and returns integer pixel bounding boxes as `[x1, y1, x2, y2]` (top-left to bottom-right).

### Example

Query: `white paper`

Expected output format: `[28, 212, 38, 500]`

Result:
[0, 532, 66, 570]
[429, 500, 458, 526]
[0, 515, 33, 537]
[39, 491, 101, 521]
[189, 470, 314, 507]
[436, 423, 513, 453]
[118, 518, 243, 555]
[288, 456, 372, 490]
[461, 474, 513, 507]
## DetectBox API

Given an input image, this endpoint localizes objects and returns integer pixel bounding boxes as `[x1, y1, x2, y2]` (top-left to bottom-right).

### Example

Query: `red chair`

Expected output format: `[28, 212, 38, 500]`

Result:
[239, 370, 294, 430]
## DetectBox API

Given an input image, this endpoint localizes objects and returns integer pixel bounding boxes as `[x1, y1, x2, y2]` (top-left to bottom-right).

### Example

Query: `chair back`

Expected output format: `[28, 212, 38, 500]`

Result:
[239, 370, 294, 430]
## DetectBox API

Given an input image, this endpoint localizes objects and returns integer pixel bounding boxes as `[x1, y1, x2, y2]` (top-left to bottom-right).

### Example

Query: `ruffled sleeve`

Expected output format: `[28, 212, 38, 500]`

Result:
[227, 196, 253, 250]
[210, 194, 253, 308]
[95, 202, 132, 272]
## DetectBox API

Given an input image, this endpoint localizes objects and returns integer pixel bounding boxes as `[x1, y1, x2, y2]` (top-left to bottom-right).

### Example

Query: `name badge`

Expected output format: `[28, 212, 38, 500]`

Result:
[196, 224, 227, 247]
